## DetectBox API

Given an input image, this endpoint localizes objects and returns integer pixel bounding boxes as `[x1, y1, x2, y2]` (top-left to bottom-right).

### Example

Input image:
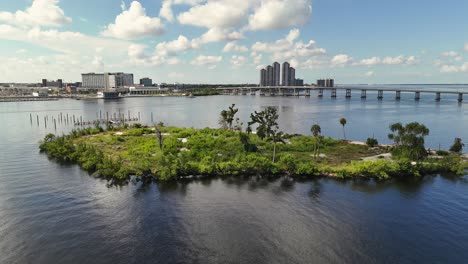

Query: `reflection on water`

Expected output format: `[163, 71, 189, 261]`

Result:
[1, 96, 468, 263]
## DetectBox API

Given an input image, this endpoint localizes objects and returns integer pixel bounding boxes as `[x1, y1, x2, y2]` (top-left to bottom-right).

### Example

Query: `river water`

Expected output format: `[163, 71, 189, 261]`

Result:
[1, 91, 468, 263]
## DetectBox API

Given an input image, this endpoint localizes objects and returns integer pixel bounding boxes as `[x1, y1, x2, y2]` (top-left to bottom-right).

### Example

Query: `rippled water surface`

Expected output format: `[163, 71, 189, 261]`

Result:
[1, 93, 468, 263]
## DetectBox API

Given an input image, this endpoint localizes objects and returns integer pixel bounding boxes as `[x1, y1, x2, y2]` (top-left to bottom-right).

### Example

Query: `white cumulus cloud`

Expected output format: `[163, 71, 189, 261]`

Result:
[223, 42, 248, 53]
[156, 35, 198, 56]
[178, 1, 250, 29]
[102, 1, 164, 40]
[190, 55, 222, 66]
[230, 55, 247, 68]
[331, 54, 352, 66]
[0, 0, 71, 27]
[248, 0, 312, 31]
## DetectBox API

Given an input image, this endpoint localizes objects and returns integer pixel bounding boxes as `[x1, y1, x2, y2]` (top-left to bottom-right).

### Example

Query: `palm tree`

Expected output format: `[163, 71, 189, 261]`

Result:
[311, 124, 321, 158]
[339, 118, 347, 140]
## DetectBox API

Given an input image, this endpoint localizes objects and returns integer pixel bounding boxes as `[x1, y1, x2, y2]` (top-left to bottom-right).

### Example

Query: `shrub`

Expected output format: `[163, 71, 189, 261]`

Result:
[449, 138, 464, 153]
[278, 154, 297, 175]
[436, 150, 449, 156]
[366, 137, 378, 147]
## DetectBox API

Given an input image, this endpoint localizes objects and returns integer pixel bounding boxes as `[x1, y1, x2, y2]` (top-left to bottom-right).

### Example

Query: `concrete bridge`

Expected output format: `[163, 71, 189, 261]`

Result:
[217, 86, 468, 102]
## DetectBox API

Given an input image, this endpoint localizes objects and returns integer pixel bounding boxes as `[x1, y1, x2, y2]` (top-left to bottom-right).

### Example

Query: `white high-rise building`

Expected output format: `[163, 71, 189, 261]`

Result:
[82, 72, 134, 89]
[82, 73, 106, 89]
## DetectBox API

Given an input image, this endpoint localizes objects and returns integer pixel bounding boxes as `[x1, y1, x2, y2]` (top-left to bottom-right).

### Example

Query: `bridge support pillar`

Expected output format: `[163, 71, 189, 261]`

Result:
[361, 90, 367, 99]
[346, 89, 351, 98]
[377, 90, 383, 99]
[395, 91, 401, 100]
[318, 89, 323, 97]
[435, 92, 441, 101]
[331, 89, 337, 98]
[294, 88, 299, 96]
[305, 89, 311, 97]
[458, 93, 463, 102]
[415, 92, 420, 101]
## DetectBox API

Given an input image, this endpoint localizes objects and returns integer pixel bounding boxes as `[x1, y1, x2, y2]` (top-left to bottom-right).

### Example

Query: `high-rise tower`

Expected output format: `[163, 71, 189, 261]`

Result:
[273, 62, 280, 86]
[282, 62, 290, 86]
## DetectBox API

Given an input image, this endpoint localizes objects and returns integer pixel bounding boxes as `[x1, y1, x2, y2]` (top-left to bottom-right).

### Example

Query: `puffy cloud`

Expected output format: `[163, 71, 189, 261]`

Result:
[439, 63, 468, 73]
[331, 54, 352, 66]
[0, 0, 71, 27]
[355, 57, 381, 66]
[194, 28, 243, 44]
[159, 0, 174, 22]
[382, 55, 417, 65]
[251, 29, 327, 68]
[248, 0, 312, 30]
[465, 43, 468, 52]
[223, 42, 248, 53]
[251, 52, 263, 64]
[0, 25, 130, 58]
[441, 51, 458, 57]
[128, 44, 165, 66]
[178, 1, 250, 29]
[156, 35, 198, 56]
[230, 55, 247, 67]
[190, 55, 222, 66]
[102, 1, 164, 40]
[355, 55, 418, 66]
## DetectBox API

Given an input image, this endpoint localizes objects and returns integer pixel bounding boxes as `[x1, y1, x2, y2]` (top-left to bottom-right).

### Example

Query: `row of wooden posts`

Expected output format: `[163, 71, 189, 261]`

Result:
[30, 110, 158, 130]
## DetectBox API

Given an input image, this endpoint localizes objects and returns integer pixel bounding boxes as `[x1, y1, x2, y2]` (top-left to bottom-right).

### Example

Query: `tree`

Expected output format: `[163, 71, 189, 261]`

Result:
[339, 118, 347, 140]
[248, 107, 284, 162]
[219, 104, 239, 130]
[450, 138, 464, 153]
[310, 124, 321, 158]
[388, 122, 430, 160]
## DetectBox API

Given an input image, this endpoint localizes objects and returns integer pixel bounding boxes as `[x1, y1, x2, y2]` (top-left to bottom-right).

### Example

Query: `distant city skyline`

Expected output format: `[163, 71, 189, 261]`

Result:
[0, 0, 467, 84]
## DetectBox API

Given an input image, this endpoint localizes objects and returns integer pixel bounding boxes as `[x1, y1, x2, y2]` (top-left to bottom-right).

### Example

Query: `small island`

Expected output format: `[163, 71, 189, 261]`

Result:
[39, 104, 468, 183]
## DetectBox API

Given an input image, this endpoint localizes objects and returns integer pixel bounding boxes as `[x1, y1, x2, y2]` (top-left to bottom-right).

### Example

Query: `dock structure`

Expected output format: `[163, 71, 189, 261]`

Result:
[217, 86, 468, 102]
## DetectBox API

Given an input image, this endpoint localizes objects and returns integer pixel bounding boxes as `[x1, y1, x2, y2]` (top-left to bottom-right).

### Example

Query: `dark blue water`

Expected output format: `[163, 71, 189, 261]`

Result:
[1, 93, 468, 263]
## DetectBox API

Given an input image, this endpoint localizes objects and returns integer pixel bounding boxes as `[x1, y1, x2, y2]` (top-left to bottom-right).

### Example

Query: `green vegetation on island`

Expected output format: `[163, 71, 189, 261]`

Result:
[39, 104, 468, 183]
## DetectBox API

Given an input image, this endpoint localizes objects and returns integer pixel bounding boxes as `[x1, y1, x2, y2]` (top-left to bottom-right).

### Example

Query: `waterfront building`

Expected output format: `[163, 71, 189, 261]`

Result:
[273, 62, 280, 86]
[260, 69, 266, 86]
[82, 73, 106, 89]
[288, 67, 296, 86]
[140, 78, 153, 87]
[41, 79, 63, 88]
[282, 62, 290, 86]
[317, 79, 334, 87]
[295, 79, 304, 86]
[82, 72, 134, 89]
[266, 66, 274, 86]
[259, 61, 305, 86]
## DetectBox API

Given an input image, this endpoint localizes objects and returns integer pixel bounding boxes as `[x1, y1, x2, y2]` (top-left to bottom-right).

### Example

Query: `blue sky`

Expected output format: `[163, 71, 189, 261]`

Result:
[0, 0, 467, 84]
